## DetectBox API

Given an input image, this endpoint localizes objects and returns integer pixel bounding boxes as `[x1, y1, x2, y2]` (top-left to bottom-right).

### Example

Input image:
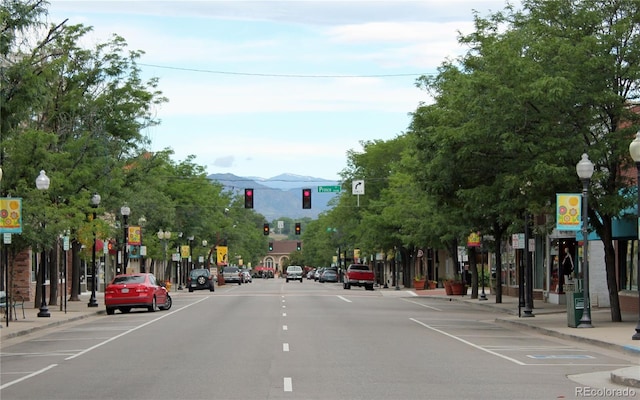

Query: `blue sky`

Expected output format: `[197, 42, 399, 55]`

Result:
[47, 1, 517, 180]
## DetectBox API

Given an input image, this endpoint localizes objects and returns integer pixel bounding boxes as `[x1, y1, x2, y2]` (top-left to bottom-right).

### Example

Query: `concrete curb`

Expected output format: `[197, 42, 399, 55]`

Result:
[610, 367, 640, 389]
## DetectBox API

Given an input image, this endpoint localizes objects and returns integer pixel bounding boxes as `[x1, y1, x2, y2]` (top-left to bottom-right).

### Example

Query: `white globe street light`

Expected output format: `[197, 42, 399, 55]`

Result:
[576, 153, 594, 328]
[629, 131, 640, 340]
[35, 170, 51, 317]
[88, 193, 101, 307]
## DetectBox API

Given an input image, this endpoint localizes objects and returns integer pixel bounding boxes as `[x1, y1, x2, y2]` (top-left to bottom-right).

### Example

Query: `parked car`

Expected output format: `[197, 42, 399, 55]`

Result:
[319, 269, 338, 283]
[314, 268, 324, 281]
[222, 266, 243, 285]
[241, 270, 252, 283]
[306, 269, 316, 279]
[105, 273, 172, 315]
[187, 268, 215, 292]
[286, 265, 303, 282]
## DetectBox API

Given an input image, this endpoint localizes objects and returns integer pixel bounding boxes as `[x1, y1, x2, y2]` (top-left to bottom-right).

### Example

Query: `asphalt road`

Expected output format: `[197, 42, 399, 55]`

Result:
[1, 279, 637, 400]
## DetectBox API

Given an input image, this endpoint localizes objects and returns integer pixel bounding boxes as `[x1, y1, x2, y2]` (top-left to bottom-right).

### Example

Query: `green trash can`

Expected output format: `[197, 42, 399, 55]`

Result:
[566, 281, 584, 328]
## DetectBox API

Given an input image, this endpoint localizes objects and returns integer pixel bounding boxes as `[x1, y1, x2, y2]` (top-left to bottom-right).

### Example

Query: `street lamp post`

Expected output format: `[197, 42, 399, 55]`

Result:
[628, 132, 640, 340]
[0, 166, 6, 325]
[120, 205, 130, 275]
[202, 240, 208, 267]
[138, 216, 146, 272]
[523, 213, 534, 317]
[88, 193, 101, 307]
[157, 229, 171, 284]
[35, 170, 51, 317]
[479, 241, 487, 301]
[576, 153, 594, 328]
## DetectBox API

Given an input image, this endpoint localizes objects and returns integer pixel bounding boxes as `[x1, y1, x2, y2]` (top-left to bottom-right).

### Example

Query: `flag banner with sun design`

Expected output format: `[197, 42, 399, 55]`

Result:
[556, 193, 581, 231]
[0, 198, 22, 234]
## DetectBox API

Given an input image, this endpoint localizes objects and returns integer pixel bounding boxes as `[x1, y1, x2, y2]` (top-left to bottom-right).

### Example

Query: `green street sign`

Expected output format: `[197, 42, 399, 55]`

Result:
[318, 185, 341, 193]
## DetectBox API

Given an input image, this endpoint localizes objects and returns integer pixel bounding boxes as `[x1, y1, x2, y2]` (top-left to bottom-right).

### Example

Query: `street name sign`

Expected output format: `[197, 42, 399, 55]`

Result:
[318, 185, 341, 193]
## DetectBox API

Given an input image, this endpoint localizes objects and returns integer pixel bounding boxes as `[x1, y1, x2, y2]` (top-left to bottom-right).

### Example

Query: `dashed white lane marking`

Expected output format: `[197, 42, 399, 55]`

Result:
[282, 305, 286, 308]
[282, 312, 287, 317]
[283, 343, 289, 352]
[284, 377, 293, 392]
[337, 295, 352, 303]
[283, 325, 288, 331]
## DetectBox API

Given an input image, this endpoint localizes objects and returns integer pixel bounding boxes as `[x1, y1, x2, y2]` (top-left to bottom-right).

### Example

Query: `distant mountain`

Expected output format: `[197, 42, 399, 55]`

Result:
[249, 173, 338, 190]
[207, 173, 341, 220]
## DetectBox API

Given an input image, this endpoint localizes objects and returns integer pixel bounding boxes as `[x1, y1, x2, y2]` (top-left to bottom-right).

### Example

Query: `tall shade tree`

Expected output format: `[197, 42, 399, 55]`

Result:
[1, 1, 167, 301]
[410, 0, 640, 318]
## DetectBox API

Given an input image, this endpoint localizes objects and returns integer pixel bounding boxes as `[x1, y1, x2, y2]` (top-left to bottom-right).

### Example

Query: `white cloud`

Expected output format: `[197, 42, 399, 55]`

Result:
[47, 0, 519, 179]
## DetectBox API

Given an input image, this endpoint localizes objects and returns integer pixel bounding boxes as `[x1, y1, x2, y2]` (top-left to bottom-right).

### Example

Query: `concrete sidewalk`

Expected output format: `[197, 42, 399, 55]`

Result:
[1, 288, 639, 388]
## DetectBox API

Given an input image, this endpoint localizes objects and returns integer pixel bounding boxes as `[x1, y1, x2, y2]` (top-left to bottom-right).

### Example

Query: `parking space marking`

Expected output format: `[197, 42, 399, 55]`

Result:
[411, 318, 634, 368]
[410, 318, 526, 365]
[65, 297, 208, 361]
[401, 298, 442, 311]
[527, 355, 594, 359]
[484, 345, 585, 352]
[0, 364, 58, 390]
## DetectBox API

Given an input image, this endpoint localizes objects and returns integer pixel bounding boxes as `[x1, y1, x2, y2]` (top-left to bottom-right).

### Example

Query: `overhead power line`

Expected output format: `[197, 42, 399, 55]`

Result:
[137, 63, 432, 78]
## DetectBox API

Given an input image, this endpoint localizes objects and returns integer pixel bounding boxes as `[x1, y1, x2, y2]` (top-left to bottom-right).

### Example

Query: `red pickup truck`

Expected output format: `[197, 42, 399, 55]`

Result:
[343, 264, 375, 291]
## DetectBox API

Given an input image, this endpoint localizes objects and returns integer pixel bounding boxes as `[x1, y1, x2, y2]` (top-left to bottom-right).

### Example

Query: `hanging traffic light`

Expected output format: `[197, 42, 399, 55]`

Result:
[296, 241, 301, 251]
[263, 223, 270, 235]
[244, 188, 254, 209]
[268, 242, 274, 251]
[295, 222, 301, 235]
[302, 188, 311, 209]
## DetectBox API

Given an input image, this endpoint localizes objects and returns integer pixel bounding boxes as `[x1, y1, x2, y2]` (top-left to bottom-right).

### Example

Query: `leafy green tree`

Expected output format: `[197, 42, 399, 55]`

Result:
[408, 0, 640, 318]
[1, 3, 167, 302]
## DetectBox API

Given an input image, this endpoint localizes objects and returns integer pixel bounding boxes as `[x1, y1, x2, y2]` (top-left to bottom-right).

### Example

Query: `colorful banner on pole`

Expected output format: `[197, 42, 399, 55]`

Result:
[129, 245, 141, 259]
[0, 198, 23, 234]
[556, 193, 581, 231]
[467, 232, 481, 247]
[128, 226, 141, 245]
[180, 245, 190, 259]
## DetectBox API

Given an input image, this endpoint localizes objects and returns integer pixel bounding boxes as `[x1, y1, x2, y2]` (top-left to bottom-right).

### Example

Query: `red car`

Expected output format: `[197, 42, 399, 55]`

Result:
[105, 273, 172, 315]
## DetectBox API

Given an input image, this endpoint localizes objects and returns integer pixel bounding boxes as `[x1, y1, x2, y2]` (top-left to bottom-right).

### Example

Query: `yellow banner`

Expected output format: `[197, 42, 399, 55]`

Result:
[217, 246, 228, 265]
[128, 226, 141, 245]
[556, 193, 581, 231]
[180, 245, 190, 259]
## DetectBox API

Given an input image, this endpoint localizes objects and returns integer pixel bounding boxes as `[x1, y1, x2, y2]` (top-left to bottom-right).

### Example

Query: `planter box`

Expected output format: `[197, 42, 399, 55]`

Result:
[444, 280, 452, 295]
[414, 279, 426, 290]
[447, 282, 466, 296]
